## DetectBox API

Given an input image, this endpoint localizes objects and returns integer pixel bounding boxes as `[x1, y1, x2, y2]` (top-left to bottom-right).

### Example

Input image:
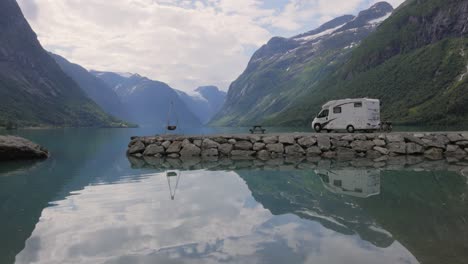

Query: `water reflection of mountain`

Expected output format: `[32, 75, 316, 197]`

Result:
[238, 168, 468, 264]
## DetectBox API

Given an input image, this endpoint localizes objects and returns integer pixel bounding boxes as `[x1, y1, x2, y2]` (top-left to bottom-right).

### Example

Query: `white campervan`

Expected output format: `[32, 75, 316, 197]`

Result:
[312, 98, 381, 133]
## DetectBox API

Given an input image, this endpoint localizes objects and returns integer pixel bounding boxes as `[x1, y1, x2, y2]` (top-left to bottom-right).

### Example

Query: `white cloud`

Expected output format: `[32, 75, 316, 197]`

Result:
[17, 0, 404, 92]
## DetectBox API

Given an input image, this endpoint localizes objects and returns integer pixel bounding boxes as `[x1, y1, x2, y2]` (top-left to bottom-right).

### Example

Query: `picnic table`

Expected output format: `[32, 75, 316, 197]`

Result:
[250, 125, 266, 134]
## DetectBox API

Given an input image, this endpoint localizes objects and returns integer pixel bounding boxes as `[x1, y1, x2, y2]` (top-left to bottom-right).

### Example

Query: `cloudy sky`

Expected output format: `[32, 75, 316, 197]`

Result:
[17, 0, 404, 92]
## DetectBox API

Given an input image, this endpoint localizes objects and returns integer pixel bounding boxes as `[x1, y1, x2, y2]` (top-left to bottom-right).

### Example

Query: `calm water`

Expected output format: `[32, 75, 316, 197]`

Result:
[1, 127, 468, 264]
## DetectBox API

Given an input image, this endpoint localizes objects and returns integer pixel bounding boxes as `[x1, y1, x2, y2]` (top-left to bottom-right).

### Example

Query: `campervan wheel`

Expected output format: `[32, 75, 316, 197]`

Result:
[314, 124, 322, 133]
[346, 125, 355, 133]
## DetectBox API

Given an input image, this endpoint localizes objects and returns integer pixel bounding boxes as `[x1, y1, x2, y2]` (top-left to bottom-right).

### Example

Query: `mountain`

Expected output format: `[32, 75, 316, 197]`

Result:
[50, 53, 129, 121]
[93, 71, 202, 127]
[178, 86, 227, 124]
[211, 2, 394, 126]
[0, 0, 122, 127]
[269, 0, 468, 126]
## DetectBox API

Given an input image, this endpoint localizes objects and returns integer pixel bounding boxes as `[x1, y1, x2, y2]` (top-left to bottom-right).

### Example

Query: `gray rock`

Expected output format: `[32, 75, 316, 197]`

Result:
[387, 142, 407, 154]
[317, 136, 331, 151]
[406, 143, 424, 154]
[193, 139, 202, 147]
[332, 140, 349, 148]
[166, 141, 183, 153]
[180, 143, 201, 156]
[219, 143, 233, 156]
[248, 135, 261, 143]
[424, 148, 444, 160]
[212, 137, 228, 144]
[307, 146, 322, 156]
[127, 141, 145, 155]
[162, 141, 171, 149]
[446, 145, 460, 152]
[231, 150, 256, 157]
[143, 144, 165, 156]
[228, 139, 237, 144]
[168, 153, 180, 158]
[373, 139, 386, 147]
[386, 134, 404, 142]
[374, 146, 390, 155]
[456, 141, 468, 147]
[202, 139, 219, 149]
[447, 133, 464, 142]
[435, 135, 450, 145]
[257, 150, 270, 160]
[350, 140, 375, 152]
[0, 136, 49, 161]
[279, 135, 295, 144]
[422, 138, 446, 149]
[253, 143, 266, 151]
[341, 135, 354, 141]
[321, 151, 337, 159]
[354, 134, 367, 141]
[284, 144, 305, 156]
[202, 148, 219, 157]
[263, 136, 278, 144]
[404, 135, 426, 146]
[181, 139, 191, 147]
[297, 136, 317, 147]
[266, 143, 284, 153]
[235, 141, 253, 150]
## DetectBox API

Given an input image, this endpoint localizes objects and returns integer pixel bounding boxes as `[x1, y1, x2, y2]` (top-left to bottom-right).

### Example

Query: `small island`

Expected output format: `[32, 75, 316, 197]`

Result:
[0, 136, 49, 161]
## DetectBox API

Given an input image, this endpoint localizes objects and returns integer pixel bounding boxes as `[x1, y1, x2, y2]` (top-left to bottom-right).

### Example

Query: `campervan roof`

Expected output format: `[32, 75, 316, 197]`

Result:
[322, 98, 379, 109]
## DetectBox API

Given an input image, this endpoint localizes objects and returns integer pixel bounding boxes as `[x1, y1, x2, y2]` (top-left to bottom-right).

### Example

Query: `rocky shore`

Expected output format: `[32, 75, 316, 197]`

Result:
[0, 136, 49, 161]
[128, 132, 468, 162]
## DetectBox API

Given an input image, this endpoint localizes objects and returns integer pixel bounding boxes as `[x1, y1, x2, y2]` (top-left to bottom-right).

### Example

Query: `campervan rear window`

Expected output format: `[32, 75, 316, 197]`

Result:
[354, 102, 362, 108]
[333, 107, 342, 114]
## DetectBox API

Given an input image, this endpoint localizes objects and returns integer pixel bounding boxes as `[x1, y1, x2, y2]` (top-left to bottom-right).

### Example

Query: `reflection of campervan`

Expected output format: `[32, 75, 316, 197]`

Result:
[312, 98, 388, 133]
[316, 168, 381, 198]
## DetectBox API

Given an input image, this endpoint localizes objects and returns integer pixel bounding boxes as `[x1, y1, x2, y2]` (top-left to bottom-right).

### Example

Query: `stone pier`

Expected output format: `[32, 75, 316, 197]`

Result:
[127, 132, 468, 162]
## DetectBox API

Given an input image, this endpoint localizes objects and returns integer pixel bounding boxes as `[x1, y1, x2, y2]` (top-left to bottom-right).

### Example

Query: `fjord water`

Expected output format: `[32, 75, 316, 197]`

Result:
[1, 127, 468, 264]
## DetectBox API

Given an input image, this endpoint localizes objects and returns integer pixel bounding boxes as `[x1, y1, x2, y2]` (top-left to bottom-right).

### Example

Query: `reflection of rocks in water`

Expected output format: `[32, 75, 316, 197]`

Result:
[0, 160, 44, 177]
[128, 155, 468, 176]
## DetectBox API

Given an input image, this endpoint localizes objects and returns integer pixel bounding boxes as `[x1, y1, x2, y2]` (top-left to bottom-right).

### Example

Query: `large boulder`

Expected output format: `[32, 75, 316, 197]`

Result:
[202, 139, 219, 149]
[387, 142, 407, 154]
[297, 136, 317, 147]
[317, 136, 331, 151]
[350, 140, 375, 152]
[166, 141, 183, 153]
[0, 136, 49, 161]
[284, 144, 305, 156]
[278, 135, 295, 144]
[219, 143, 233, 156]
[180, 143, 201, 157]
[143, 144, 165, 156]
[266, 143, 284, 153]
[235, 141, 253, 150]
[127, 140, 145, 155]
[406, 143, 424, 154]
[262, 136, 278, 144]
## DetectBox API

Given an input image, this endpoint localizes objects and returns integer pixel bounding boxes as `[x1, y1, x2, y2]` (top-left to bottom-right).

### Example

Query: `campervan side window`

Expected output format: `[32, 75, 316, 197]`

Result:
[318, 109, 329, 118]
[354, 102, 363, 108]
[333, 107, 342, 114]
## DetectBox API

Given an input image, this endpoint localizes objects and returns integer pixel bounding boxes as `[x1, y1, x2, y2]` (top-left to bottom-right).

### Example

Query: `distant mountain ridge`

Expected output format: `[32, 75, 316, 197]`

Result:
[51, 53, 129, 121]
[178, 86, 227, 124]
[92, 71, 203, 127]
[211, 2, 394, 126]
[0, 0, 121, 127]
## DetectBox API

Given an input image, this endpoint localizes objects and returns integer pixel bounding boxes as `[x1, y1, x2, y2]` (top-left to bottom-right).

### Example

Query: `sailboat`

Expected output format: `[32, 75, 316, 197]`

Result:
[166, 170, 181, 200]
[166, 101, 178, 131]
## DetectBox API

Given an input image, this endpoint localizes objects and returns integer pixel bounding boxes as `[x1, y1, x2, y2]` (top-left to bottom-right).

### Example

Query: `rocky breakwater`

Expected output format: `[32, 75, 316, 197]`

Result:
[127, 132, 468, 161]
[0, 136, 49, 161]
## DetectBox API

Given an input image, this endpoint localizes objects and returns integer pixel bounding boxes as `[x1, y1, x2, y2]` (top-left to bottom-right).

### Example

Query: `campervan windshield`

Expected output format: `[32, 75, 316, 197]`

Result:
[317, 109, 329, 118]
